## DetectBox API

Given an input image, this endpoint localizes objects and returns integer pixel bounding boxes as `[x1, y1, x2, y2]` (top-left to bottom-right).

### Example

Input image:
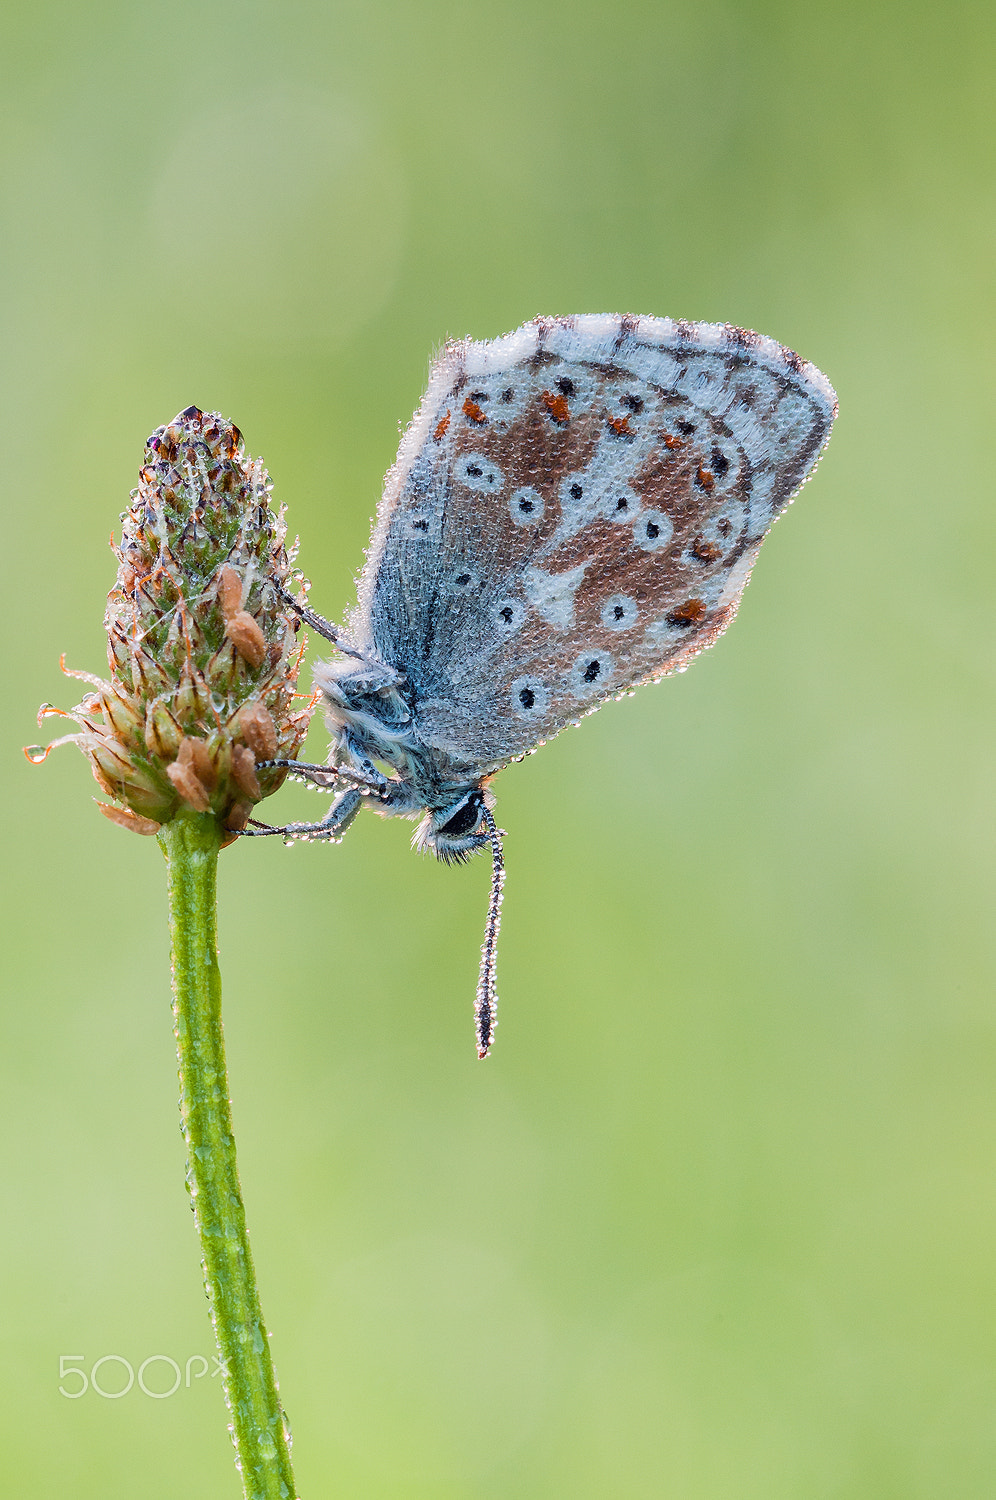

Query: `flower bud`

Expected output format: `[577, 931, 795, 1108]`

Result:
[30, 407, 313, 833]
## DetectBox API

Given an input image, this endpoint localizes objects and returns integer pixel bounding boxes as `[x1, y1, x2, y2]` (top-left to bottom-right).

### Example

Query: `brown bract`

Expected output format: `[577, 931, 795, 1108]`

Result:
[29, 406, 314, 835]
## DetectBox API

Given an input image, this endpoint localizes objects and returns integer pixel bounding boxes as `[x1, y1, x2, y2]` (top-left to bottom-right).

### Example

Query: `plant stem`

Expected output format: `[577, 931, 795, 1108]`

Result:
[159, 811, 297, 1500]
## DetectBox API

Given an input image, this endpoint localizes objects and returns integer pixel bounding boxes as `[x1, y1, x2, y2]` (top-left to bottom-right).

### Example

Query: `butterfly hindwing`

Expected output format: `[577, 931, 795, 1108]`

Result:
[355, 315, 836, 769]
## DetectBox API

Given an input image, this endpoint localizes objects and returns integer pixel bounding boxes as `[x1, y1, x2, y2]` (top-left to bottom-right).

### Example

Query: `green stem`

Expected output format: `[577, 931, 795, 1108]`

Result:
[159, 811, 297, 1500]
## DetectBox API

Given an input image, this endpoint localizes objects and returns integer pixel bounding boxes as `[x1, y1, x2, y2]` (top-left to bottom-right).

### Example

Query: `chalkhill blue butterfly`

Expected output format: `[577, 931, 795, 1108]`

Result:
[248, 315, 837, 1056]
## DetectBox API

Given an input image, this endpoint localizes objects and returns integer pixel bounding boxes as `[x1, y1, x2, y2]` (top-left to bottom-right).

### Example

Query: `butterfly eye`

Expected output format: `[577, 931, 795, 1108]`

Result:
[634, 510, 674, 551]
[437, 791, 485, 838]
[456, 454, 504, 493]
[600, 595, 638, 630]
[569, 651, 614, 695]
[511, 676, 549, 719]
[508, 486, 544, 525]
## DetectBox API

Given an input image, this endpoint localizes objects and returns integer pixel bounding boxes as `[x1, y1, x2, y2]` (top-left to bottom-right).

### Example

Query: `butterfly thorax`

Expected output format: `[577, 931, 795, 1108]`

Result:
[314, 654, 488, 857]
[316, 655, 413, 759]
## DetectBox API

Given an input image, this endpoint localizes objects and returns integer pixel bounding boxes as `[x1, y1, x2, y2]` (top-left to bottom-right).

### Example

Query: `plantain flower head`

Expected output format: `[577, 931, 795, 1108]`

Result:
[28, 406, 313, 837]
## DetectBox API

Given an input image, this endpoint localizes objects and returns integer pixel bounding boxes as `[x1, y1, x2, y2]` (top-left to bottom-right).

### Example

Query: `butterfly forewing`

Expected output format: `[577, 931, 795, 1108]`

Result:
[355, 315, 836, 769]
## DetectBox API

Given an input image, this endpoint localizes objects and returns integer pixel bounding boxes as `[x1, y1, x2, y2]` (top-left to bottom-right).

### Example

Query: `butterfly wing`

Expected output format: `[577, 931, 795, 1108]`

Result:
[354, 315, 837, 771]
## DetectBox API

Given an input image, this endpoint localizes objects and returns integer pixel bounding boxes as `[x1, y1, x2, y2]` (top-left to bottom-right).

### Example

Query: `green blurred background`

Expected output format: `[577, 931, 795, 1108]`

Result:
[3, 2, 994, 1495]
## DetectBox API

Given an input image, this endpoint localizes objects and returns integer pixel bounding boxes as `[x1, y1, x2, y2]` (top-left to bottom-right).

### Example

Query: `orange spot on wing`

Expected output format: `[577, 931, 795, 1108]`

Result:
[462, 397, 486, 425]
[607, 415, 632, 436]
[666, 598, 708, 627]
[696, 465, 715, 491]
[541, 390, 570, 424]
[662, 432, 684, 449]
[690, 537, 723, 563]
[433, 410, 451, 441]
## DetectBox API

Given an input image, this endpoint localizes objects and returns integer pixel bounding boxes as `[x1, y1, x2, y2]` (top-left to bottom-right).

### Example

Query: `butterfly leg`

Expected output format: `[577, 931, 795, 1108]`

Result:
[257, 757, 388, 798]
[242, 787, 365, 843]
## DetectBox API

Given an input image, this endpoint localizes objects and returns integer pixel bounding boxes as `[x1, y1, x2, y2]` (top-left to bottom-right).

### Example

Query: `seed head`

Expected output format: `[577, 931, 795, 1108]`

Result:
[28, 406, 313, 837]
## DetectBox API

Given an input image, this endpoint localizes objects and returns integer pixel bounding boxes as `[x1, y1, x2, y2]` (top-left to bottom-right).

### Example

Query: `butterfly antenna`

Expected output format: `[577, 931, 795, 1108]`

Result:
[475, 806, 505, 1059]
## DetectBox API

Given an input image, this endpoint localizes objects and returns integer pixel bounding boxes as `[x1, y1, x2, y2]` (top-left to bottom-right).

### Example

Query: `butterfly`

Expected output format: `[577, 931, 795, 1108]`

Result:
[247, 314, 837, 1056]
